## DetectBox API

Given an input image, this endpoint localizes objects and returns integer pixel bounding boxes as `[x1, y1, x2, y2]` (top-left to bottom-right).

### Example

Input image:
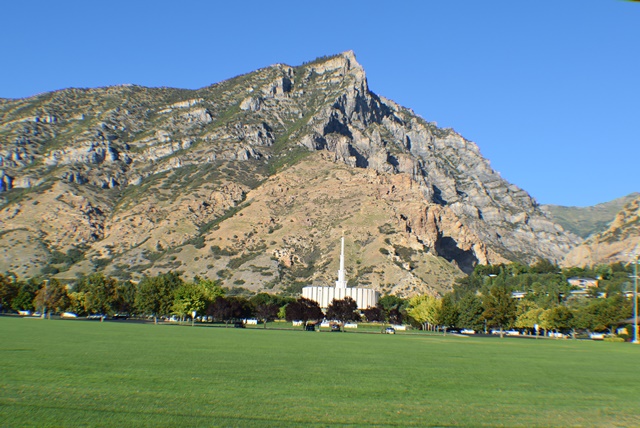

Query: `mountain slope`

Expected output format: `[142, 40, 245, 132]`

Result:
[0, 51, 578, 295]
[542, 193, 640, 239]
[562, 195, 640, 267]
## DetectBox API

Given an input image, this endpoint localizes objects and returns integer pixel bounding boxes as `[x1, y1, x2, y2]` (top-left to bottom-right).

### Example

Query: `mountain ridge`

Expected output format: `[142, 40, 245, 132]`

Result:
[0, 51, 578, 295]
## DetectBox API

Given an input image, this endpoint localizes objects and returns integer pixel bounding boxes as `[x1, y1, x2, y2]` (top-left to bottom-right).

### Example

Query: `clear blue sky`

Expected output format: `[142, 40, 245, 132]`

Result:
[1, 0, 638, 207]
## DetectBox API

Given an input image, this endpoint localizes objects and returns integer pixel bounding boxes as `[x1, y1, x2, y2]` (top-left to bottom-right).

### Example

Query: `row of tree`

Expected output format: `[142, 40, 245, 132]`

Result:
[400, 261, 635, 337]
[0, 260, 635, 335]
[0, 272, 384, 326]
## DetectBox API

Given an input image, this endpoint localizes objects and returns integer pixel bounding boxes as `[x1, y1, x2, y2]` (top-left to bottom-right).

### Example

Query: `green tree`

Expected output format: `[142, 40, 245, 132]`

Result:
[515, 301, 544, 334]
[113, 281, 136, 315]
[483, 285, 517, 337]
[67, 291, 88, 316]
[78, 273, 118, 315]
[195, 277, 225, 305]
[378, 294, 407, 324]
[0, 273, 19, 312]
[438, 293, 459, 333]
[11, 279, 40, 312]
[407, 294, 441, 330]
[33, 279, 70, 316]
[457, 293, 485, 332]
[135, 272, 184, 323]
[172, 282, 207, 321]
[544, 305, 574, 337]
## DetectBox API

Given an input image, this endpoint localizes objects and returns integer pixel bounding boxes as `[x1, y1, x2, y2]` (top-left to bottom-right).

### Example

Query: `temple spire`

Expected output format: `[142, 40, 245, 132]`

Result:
[336, 235, 347, 288]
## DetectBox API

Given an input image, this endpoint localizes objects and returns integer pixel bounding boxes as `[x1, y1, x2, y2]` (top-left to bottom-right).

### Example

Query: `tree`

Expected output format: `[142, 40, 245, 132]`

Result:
[362, 305, 384, 322]
[531, 259, 559, 274]
[67, 291, 88, 316]
[172, 282, 207, 321]
[483, 285, 517, 337]
[113, 281, 136, 315]
[78, 273, 118, 315]
[457, 293, 485, 332]
[0, 273, 19, 312]
[544, 306, 574, 337]
[33, 279, 70, 316]
[378, 294, 407, 324]
[207, 296, 253, 326]
[254, 302, 279, 328]
[327, 297, 360, 324]
[195, 277, 225, 306]
[438, 293, 459, 333]
[587, 296, 632, 333]
[284, 297, 323, 326]
[135, 272, 184, 323]
[515, 301, 544, 334]
[207, 296, 234, 325]
[250, 293, 284, 327]
[407, 294, 441, 330]
[11, 279, 40, 312]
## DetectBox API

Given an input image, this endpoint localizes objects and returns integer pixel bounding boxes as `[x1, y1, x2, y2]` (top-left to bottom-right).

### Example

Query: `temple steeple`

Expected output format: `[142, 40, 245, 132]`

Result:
[335, 235, 347, 288]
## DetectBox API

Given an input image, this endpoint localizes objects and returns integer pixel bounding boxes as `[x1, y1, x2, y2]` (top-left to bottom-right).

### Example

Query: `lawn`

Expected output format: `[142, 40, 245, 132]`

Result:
[1, 317, 638, 427]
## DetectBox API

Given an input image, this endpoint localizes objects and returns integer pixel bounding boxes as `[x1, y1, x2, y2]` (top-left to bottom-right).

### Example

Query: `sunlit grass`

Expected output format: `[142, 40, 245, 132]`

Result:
[1, 317, 638, 427]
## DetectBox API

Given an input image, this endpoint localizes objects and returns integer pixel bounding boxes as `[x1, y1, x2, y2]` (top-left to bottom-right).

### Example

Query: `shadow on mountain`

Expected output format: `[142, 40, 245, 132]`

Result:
[435, 236, 478, 274]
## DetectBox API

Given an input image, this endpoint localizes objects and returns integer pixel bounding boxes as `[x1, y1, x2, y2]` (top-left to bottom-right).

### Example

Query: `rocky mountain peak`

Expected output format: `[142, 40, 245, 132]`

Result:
[0, 52, 580, 293]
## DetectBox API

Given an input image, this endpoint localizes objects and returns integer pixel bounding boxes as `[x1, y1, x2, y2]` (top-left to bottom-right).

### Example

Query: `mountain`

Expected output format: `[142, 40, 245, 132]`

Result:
[542, 193, 640, 239]
[562, 195, 640, 267]
[0, 51, 578, 296]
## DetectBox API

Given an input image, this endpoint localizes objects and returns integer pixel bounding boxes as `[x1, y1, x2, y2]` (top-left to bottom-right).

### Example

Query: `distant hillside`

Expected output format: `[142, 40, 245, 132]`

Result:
[542, 193, 640, 239]
[563, 195, 640, 267]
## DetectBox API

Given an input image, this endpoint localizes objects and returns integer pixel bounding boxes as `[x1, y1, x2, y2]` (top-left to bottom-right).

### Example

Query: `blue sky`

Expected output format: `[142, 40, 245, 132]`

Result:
[1, 0, 638, 207]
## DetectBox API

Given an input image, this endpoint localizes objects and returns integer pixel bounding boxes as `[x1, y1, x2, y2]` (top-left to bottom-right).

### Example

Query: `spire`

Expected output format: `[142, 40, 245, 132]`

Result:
[336, 235, 347, 288]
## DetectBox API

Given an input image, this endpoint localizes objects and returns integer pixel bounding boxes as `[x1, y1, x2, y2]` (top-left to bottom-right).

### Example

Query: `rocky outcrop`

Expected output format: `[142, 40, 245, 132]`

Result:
[563, 196, 640, 266]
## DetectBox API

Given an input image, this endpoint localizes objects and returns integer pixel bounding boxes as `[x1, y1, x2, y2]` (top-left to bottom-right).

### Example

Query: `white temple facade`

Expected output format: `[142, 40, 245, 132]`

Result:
[302, 236, 379, 310]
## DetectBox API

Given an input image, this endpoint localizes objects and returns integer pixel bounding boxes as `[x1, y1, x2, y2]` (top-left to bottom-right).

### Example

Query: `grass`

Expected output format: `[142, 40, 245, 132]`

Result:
[1, 317, 639, 427]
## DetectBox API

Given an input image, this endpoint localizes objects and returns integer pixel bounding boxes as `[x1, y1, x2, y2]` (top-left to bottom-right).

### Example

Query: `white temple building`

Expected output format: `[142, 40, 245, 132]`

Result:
[302, 236, 379, 310]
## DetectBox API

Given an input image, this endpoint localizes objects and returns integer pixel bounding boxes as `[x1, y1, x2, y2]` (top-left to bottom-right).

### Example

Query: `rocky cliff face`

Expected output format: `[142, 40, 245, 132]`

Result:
[563, 196, 640, 267]
[0, 51, 579, 295]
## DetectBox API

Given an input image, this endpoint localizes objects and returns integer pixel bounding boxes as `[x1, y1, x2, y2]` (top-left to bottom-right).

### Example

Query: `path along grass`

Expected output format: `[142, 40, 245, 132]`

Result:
[1, 317, 638, 427]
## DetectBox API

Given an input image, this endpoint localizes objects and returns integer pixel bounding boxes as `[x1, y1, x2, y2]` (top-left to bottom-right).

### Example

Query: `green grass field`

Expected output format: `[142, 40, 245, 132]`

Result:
[1, 317, 638, 427]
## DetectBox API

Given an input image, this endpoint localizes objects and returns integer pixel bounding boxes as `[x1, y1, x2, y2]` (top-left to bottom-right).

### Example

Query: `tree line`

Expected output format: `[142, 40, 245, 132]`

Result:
[0, 271, 389, 327]
[400, 260, 635, 338]
[0, 259, 635, 337]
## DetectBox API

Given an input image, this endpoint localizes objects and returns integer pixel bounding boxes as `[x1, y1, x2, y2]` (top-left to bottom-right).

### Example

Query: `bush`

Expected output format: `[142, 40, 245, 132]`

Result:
[603, 336, 625, 343]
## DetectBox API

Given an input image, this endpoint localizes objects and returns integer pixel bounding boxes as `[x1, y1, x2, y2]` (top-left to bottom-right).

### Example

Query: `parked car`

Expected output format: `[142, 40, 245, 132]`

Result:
[305, 323, 316, 332]
[87, 314, 108, 320]
[384, 327, 396, 335]
[234, 322, 246, 328]
[330, 324, 341, 332]
[61, 312, 78, 318]
[461, 329, 476, 334]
